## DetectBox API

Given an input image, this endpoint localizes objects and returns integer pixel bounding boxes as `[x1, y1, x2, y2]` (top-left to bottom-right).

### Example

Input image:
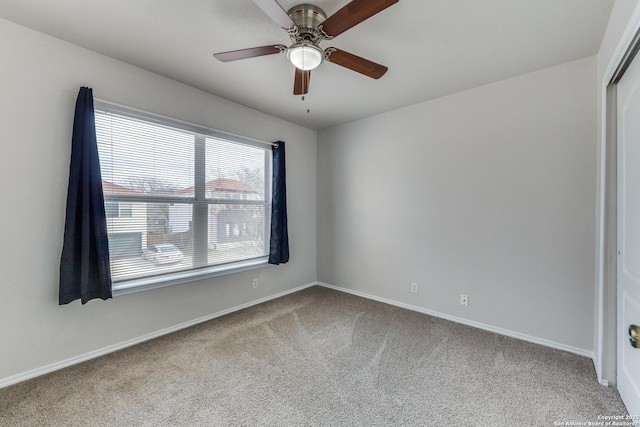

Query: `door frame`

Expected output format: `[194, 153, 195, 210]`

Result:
[597, 4, 640, 386]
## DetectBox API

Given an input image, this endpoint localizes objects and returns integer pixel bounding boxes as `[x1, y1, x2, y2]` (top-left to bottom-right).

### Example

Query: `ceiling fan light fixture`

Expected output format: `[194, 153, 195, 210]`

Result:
[287, 42, 324, 70]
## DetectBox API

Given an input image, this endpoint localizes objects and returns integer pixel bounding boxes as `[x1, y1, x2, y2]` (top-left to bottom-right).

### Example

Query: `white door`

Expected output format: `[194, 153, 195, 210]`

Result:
[618, 50, 640, 418]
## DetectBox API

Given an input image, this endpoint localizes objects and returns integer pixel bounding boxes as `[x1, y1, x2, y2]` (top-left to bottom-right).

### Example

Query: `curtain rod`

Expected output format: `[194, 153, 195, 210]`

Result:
[93, 97, 279, 148]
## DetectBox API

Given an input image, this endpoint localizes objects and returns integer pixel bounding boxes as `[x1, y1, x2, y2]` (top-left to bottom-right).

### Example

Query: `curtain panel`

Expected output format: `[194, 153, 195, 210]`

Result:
[59, 87, 112, 304]
[268, 141, 289, 265]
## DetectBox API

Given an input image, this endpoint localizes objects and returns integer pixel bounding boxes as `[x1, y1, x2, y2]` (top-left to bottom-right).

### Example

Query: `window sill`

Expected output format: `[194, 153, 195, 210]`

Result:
[112, 257, 270, 297]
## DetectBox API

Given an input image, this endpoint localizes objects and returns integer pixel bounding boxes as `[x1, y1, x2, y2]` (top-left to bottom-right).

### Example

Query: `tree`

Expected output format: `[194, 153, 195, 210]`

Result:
[235, 166, 264, 192]
[127, 176, 179, 194]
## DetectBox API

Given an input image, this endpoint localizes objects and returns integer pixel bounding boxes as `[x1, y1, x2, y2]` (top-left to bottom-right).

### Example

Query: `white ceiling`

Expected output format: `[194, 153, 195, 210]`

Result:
[0, 0, 614, 130]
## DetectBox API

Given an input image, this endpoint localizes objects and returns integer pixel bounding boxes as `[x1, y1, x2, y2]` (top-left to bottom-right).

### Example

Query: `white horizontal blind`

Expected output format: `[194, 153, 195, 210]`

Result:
[95, 104, 272, 283]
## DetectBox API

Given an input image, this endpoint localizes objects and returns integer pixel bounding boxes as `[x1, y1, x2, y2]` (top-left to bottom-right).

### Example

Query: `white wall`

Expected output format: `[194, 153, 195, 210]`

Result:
[317, 57, 597, 352]
[0, 18, 316, 385]
[594, 0, 640, 385]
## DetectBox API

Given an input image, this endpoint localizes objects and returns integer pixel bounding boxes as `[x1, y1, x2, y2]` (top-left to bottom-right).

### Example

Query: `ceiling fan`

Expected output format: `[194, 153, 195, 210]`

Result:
[213, 0, 399, 95]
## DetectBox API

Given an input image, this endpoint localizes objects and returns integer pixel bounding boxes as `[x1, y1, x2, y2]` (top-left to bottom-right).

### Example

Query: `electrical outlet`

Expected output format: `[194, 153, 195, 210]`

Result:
[460, 294, 469, 307]
[252, 278, 259, 288]
[411, 283, 418, 293]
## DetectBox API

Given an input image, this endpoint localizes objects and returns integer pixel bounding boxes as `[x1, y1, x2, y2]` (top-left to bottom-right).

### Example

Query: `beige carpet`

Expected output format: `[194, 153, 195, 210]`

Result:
[0, 286, 628, 426]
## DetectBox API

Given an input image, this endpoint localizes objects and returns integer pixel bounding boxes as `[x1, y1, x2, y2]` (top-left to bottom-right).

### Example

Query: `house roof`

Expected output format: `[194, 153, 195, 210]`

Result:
[102, 180, 145, 196]
[103, 178, 256, 197]
[205, 178, 257, 194]
[176, 178, 258, 195]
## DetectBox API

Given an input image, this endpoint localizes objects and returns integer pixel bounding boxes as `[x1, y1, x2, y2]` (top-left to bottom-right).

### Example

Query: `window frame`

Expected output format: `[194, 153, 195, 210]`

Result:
[95, 100, 274, 296]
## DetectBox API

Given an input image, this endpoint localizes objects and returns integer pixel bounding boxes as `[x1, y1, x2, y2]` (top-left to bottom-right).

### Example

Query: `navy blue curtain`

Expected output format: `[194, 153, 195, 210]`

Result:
[59, 87, 112, 304]
[268, 141, 289, 265]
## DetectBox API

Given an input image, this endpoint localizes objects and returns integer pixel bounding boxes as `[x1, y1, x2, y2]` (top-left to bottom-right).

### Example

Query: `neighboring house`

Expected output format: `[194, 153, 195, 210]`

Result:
[175, 178, 264, 250]
[102, 178, 261, 257]
[205, 178, 263, 250]
[102, 180, 148, 259]
[147, 201, 191, 250]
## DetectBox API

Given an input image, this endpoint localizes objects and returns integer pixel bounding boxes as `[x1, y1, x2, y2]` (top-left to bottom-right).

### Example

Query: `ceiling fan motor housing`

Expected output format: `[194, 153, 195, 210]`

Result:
[287, 4, 327, 43]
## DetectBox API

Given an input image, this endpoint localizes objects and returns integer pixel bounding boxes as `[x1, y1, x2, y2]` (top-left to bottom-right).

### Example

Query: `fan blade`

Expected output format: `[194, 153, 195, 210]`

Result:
[214, 45, 286, 62]
[293, 68, 311, 95]
[325, 48, 388, 79]
[320, 0, 399, 38]
[253, 0, 296, 30]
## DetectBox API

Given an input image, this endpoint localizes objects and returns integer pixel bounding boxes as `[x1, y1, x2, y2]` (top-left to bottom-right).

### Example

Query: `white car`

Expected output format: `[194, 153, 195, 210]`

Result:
[142, 244, 184, 265]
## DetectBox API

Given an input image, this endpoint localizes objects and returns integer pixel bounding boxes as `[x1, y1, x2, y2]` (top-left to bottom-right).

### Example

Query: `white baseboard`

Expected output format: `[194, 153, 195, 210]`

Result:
[2, 281, 595, 389]
[317, 282, 594, 359]
[592, 352, 609, 386]
[0, 282, 317, 389]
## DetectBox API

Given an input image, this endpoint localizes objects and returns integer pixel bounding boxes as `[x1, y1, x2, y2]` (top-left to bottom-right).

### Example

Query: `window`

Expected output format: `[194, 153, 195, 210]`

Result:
[105, 201, 119, 218]
[105, 201, 133, 218]
[119, 202, 133, 218]
[95, 102, 272, 291]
